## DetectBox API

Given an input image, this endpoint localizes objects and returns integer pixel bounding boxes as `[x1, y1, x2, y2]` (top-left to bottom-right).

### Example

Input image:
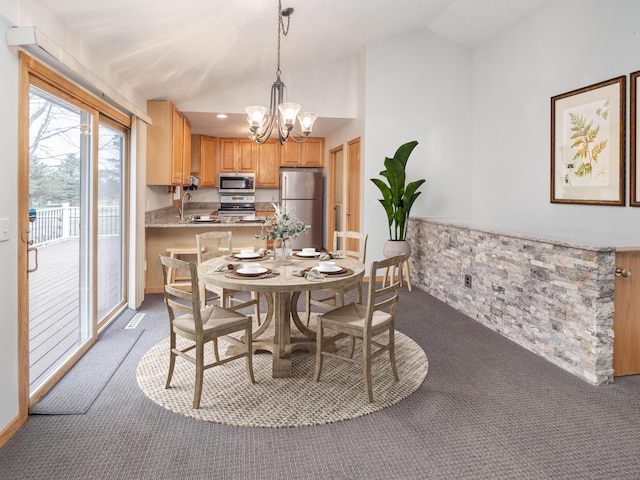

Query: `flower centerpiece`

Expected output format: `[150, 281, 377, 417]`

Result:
[255, 203, 310, 264]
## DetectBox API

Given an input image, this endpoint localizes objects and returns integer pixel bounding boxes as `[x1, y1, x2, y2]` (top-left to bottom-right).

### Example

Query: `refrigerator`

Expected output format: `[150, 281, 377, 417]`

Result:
[280, 168, 323, 250]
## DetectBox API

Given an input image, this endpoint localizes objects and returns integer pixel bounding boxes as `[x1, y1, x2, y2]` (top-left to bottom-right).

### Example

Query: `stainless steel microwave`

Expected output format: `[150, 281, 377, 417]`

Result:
[218, 173, 255, 194]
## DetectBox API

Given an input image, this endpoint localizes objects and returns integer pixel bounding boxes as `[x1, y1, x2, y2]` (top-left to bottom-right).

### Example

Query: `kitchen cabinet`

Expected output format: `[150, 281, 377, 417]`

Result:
[218, 138, 256, 173]
[255, 140, 280, 188]
[280, 137, 325, 167]
[215, 136, 325, 188]
[191, 134, 218, 187]
[147, 100, 192, 186]
[218, 138, 280, 188]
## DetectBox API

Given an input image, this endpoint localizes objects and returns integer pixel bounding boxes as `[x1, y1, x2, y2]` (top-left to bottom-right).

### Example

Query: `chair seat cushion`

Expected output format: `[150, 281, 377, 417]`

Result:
[174, 305, 248, 336]
[321, 303, 392, 331]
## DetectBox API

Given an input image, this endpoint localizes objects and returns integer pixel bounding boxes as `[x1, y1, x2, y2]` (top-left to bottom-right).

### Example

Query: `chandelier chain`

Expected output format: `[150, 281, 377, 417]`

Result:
[276, 0, 290, 77]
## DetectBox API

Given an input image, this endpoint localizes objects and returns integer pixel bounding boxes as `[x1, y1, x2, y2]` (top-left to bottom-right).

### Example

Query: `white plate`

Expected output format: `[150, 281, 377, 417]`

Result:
[237, 267, 268, 275]
[296, 252, 320, 257]
[315, 265, 342, 273]
[235, 252, 261, 259]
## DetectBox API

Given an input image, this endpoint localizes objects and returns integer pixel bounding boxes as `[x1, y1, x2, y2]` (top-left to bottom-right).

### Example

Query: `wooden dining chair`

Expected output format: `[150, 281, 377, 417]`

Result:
[160, 255, 254, 409]
[196, 231, 261, 325]
[314, 254, 404, 403]
[305, 231, 368, 325]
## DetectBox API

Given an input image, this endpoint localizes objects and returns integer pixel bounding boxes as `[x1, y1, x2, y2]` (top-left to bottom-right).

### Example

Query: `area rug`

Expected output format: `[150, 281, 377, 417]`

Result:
[136, 319, 428, 428]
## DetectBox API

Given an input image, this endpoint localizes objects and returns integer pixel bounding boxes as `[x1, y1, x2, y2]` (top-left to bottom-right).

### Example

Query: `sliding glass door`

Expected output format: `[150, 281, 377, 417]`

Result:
[24, 60, 129, 400]
[28, 86, 92, 394]
[97, 121, 126, 323]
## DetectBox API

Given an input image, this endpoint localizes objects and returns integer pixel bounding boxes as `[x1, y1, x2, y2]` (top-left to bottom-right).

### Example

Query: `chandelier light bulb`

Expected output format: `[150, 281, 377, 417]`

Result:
[245, 106, 268, 130]
[298, 112, 318, 134]
[278, 102, 301, 129]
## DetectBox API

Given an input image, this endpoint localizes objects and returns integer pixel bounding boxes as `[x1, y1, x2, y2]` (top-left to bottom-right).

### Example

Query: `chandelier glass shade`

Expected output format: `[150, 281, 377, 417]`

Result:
[246, 1, 317, 145]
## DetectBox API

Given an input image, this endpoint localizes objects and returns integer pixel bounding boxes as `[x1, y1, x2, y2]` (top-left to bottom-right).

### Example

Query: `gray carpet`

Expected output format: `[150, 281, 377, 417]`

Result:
[30, 322, 144, 415]
[2, 288, 640, 479]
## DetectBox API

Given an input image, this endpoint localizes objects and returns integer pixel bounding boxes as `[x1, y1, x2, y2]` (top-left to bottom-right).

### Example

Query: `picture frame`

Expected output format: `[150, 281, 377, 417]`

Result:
[550, 76, 626, 205]
[630, 70, 640, 206]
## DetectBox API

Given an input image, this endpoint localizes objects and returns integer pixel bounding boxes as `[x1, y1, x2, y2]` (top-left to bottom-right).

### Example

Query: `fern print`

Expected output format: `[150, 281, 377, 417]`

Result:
[563, 98, 610, 187]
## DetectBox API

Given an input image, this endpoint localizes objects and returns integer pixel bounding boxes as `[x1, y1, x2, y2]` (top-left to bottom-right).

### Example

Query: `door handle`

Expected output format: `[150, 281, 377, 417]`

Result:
[615, 266, 631, 277]
[28, 245, 38, 273]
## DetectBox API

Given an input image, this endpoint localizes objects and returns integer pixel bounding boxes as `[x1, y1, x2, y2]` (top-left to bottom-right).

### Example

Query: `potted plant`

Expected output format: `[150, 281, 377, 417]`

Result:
[370, 140, 425, 259]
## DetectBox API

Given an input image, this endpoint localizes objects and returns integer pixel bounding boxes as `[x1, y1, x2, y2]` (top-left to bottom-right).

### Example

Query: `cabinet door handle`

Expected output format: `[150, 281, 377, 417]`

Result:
[615, 267, 631, 277]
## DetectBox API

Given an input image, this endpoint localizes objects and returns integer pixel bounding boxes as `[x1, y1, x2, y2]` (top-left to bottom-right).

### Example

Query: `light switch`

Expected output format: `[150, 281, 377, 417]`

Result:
[0, 218, 8, 242]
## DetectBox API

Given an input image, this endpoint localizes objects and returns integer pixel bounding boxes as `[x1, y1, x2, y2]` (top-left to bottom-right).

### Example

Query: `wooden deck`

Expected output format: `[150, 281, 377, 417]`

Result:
[29, 237, 122, 392]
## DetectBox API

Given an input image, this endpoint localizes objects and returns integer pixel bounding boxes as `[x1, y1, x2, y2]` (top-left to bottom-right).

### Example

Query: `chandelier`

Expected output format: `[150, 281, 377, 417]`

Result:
[245, 0, 317, 145]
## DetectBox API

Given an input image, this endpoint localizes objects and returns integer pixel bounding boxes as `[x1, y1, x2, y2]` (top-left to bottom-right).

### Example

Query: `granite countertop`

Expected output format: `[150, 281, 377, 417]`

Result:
[146, 213, 266, 228]
[145, 204, 274, 228]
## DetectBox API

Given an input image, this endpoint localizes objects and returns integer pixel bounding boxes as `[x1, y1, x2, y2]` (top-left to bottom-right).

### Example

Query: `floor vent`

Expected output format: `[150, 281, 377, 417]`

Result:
[125, 313, 145, 329]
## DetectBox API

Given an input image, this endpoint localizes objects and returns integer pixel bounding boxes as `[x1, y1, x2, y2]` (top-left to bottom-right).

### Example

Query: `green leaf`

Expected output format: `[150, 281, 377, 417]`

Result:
[370, 141, 424, 241]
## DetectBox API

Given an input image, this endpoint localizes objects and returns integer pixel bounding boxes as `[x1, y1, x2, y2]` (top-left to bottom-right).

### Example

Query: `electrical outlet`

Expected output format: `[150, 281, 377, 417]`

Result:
[464, 274, 472, 288]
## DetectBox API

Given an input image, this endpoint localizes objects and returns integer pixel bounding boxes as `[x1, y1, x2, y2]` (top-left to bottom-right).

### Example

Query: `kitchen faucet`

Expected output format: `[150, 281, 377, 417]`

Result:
[180, 191, 192, 220]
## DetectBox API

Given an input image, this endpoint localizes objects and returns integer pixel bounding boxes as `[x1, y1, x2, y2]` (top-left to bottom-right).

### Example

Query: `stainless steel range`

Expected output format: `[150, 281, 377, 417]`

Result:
[218, 195, 256, 217]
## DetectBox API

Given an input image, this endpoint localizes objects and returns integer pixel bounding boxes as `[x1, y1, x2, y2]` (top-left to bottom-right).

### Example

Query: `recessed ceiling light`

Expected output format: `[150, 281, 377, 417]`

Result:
[216, 113, 228, 119]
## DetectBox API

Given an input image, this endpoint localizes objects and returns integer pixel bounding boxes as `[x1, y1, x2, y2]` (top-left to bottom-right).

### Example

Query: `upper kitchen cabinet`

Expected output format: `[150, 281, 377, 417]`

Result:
[279, 137, 325, 167]
[191, 134, 218, 187]
[218, 138, 256, 173]
[218, 138, 280, 187]
[147, 100, 192, 186]
[255, 139, 280, 188]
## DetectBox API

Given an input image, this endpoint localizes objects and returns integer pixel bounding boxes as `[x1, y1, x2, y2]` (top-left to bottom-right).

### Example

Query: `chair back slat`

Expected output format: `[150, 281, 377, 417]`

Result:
[160, 255, 203, 336]
[364, 254, 404, 331]
[333, 231, 368, 263]
[196, 231, 233, 263]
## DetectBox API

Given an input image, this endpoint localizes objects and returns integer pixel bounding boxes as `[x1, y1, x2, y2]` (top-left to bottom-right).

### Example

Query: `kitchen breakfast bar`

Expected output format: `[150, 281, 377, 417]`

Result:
[145, 211, 268, 294]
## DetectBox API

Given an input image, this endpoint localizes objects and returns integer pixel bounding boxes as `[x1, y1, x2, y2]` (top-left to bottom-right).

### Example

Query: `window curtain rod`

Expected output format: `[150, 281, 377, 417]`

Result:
[6, 26, 151, 125]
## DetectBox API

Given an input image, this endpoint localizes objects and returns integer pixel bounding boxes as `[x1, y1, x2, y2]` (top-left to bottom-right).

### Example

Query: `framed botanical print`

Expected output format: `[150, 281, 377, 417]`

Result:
[630, 70, 640, 206]
[550, 76, 626, 205]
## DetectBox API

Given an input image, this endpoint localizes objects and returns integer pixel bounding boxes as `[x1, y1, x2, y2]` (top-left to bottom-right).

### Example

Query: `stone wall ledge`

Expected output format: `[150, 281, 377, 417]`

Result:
[407, 217, 616, 385]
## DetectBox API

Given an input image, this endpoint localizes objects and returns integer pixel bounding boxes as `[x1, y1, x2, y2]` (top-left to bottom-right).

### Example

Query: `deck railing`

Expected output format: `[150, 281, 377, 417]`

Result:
[30, 204, 120, 247]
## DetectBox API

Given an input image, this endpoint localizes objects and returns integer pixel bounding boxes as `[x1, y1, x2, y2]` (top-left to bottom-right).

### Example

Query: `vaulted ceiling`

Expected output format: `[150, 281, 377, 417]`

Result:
[39, 0, 552, 136]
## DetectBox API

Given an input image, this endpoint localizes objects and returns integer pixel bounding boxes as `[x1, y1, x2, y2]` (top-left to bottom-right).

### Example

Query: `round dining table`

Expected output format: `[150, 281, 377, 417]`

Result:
[198, 253, 365, 378]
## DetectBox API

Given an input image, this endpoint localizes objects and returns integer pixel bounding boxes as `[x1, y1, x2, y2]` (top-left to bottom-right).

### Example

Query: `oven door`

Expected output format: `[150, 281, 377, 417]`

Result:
[219, 173, 255, 194]
[218, 203, 256, 217]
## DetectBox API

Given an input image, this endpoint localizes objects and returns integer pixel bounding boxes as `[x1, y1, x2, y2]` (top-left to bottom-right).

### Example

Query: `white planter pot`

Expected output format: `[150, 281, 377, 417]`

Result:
[382, 240, 411, 260]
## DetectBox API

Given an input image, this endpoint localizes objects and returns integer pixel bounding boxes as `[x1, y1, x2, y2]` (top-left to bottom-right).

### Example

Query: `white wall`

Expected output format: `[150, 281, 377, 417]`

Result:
[471, 0, 640, 246]
[362, 28, 474, 264]
[0, 0, 147, 438]
[0, 9, 21, 434]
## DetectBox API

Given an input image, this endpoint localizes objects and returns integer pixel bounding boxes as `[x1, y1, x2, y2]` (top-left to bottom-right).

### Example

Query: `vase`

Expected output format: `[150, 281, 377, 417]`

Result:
[274, 237, 293, 265]
[382, 240, 411, 260]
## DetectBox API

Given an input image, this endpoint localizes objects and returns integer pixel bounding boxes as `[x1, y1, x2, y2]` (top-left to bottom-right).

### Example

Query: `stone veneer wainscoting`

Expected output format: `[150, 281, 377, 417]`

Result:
[407, 218, 616, 385]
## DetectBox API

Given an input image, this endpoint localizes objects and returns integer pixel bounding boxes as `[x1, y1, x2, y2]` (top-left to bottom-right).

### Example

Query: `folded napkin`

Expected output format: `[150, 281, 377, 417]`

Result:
[206, 263, 240, 274]
[291, 268, 326, 281]
[318, 253, 331, 261]
[305, 269, 326, 282]
[329, 252, 344, 259]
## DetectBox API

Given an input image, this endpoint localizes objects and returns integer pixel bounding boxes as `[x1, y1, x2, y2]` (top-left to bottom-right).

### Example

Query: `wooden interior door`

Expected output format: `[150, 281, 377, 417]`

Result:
[327, 145, 343, 252]
[613, 249, 640, 376]
[345, 138, 361, 252]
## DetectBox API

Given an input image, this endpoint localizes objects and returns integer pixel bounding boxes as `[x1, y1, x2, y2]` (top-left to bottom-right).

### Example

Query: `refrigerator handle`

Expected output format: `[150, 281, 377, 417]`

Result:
[282, 174, 287, 198]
